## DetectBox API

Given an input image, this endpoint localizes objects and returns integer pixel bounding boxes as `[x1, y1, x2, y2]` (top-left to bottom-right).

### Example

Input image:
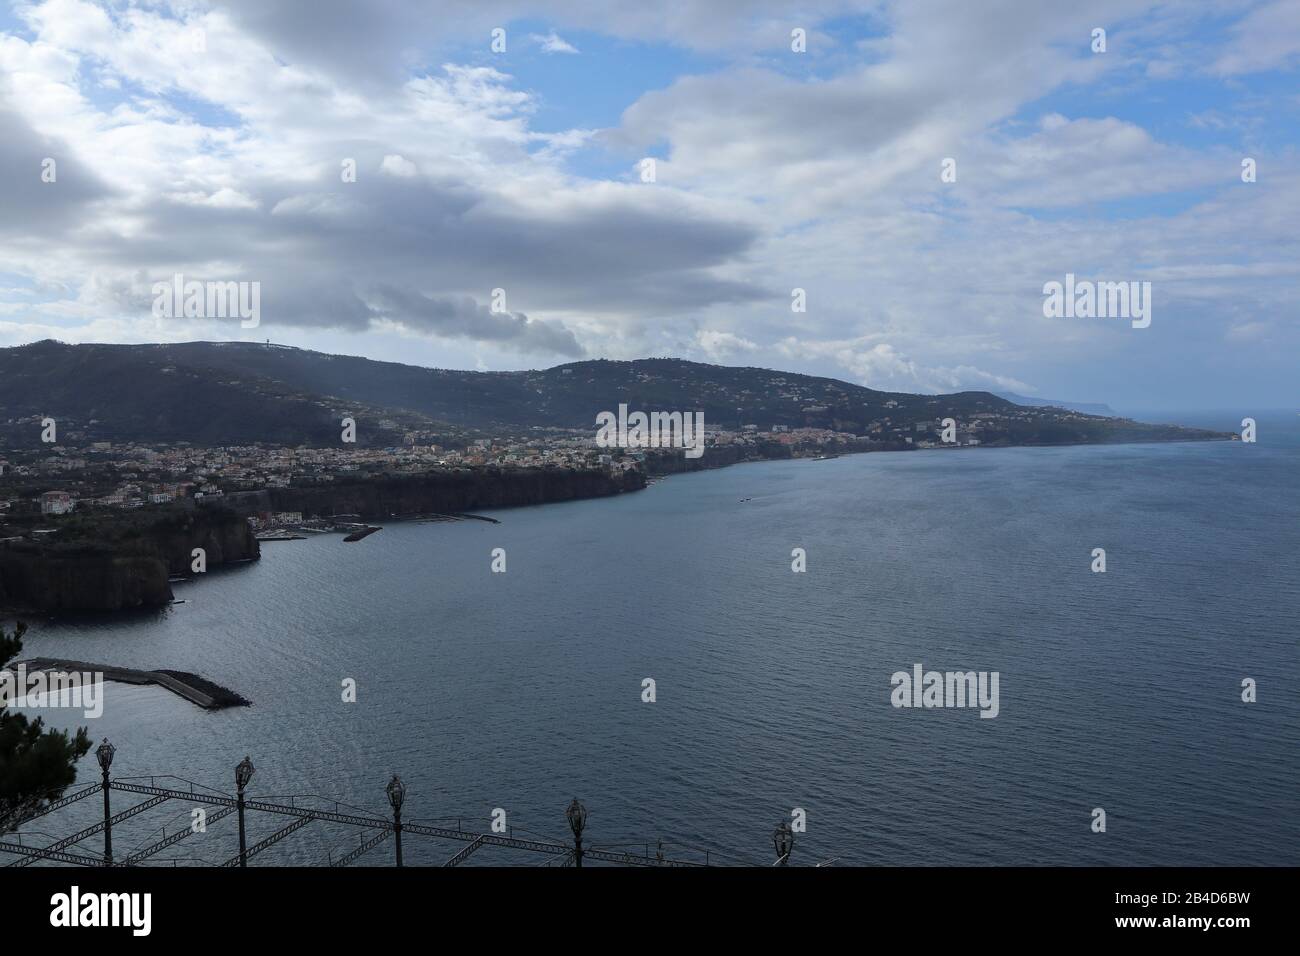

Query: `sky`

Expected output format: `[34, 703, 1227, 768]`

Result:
[0, 0, 1297, 409]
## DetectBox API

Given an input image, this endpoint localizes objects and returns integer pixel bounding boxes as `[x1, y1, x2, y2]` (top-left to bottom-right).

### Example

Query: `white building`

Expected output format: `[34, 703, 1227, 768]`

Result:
[40, 491, 75, 515]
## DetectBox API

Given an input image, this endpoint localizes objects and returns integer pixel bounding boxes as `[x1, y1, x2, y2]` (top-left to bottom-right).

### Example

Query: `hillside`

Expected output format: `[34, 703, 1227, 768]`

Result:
[0, 340, 1230, 448]
[145, 341, 999, 430]
[0, 340, 446, 447]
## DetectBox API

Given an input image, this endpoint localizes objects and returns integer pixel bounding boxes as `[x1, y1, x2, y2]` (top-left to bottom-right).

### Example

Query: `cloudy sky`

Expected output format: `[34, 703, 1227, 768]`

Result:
[1, 0, 1297, 408]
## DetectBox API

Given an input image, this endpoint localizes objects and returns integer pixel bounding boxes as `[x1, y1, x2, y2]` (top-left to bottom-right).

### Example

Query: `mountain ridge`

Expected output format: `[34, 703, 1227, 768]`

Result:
[994, 391, 1116, 417]
[0, 339, 1229, 449]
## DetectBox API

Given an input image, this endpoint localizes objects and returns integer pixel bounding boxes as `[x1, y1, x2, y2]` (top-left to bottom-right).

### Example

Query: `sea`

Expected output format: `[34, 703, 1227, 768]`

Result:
[10, 410, 1299, 866]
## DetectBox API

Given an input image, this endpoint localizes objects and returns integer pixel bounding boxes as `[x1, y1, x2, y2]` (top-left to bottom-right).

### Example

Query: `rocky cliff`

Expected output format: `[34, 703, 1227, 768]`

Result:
[150, 508, 261, 576]
[0, 553, 173, 612]
[0, 507, 259, 613]
[227, 467, 644, 519]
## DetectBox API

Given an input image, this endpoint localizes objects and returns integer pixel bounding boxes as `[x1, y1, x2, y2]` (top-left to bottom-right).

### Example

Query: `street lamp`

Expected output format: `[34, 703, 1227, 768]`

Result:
[235, 755, 255, 792]
[386, 775, 405, 868]
[234, 756, 254, 868]
[773, 821, 794, 866]
[95, 737, 116, 773]
[565, 798, 587, 868]
[95, 738, 115, 866]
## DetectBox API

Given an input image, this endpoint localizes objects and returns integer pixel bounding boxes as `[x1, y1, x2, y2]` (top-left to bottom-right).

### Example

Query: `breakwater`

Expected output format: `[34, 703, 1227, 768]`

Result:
[10, 657, 249, 709]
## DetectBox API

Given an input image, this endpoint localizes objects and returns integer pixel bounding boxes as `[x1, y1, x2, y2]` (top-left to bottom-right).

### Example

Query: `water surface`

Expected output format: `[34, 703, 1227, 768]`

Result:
[16, 418, 1300, 866]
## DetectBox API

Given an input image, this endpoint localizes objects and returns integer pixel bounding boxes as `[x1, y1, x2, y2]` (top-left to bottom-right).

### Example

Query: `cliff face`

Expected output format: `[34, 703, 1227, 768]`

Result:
[250, 467, 644, 519]
[0, 471, 634, 612]
[643, 444, 768, 475]
[152, 509, 261, 576]
[0, 507, 259, 613]
[0, 553, 172, 612]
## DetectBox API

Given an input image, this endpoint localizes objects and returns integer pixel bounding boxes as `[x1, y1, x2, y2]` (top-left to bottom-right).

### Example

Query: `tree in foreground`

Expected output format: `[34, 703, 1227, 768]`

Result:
[0, 622, 91, 834]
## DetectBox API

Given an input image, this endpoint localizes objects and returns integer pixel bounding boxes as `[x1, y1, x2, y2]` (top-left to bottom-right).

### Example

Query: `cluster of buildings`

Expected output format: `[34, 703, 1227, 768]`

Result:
[1, 405, 1042, 518]
[0, 431, 645, 517]
[718, 418, 985, 449]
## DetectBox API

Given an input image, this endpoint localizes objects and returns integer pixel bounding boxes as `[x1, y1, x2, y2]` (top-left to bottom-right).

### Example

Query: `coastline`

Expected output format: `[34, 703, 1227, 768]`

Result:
[642, 428, 1237, 481]
[10, 429, 1289, 870]
[1, 430, 1235, 620]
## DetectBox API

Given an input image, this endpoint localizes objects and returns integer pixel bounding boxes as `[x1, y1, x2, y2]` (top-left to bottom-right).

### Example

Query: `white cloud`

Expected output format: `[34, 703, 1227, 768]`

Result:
[0, 3, 761, 357]
[1212, 0, 1300, 75]
[531, 31, 578, 54]
[776, 338, 1033, 394]
[695, 329, 758, 359]
[0, 0, 1296, 404]
[380, 154, 419, 177]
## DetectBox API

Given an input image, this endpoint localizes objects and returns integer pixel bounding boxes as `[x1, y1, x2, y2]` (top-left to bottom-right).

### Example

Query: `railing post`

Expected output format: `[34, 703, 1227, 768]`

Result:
[94, 739, 115, 866]
[386, 775, 405, 868]
[237, 790, 247, 867]
[234, 757, 255, 868]
[565, 798, 586, 869]
[394, 806, 403, 867]
[101, 772, 112, 865]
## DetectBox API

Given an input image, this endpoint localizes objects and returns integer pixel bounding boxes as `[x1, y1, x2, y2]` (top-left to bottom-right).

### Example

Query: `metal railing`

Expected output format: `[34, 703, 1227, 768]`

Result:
[1, 741, 798, 868]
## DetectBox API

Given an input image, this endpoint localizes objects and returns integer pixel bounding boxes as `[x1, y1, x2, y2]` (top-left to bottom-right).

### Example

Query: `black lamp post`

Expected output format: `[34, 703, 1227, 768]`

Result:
[234, 756, 255, 867]
[95, 738, 115, 866]
[773, 821, 794, 866]
[565, 798, 587, 868]
[386, 775, 405, 867]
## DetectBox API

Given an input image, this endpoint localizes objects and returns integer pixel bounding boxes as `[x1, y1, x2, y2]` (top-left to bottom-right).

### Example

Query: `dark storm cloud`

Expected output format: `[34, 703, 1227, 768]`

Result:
[0, 104, 117, 236]
[369, 285, 582, 356]
[69, 158, 766, 352]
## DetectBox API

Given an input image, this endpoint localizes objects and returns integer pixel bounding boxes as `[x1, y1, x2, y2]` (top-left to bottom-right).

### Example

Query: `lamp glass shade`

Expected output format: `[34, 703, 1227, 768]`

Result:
[565, 798, 587, 837]
[95, 738, 115, 772]
[386, 775, 406, 811]
[773, 822, 794, 857]
[235, 756, 256, 791]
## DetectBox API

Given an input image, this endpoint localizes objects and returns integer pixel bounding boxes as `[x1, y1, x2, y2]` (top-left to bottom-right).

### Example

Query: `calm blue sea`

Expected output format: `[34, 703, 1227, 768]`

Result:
[13, 411, 1300, 866]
